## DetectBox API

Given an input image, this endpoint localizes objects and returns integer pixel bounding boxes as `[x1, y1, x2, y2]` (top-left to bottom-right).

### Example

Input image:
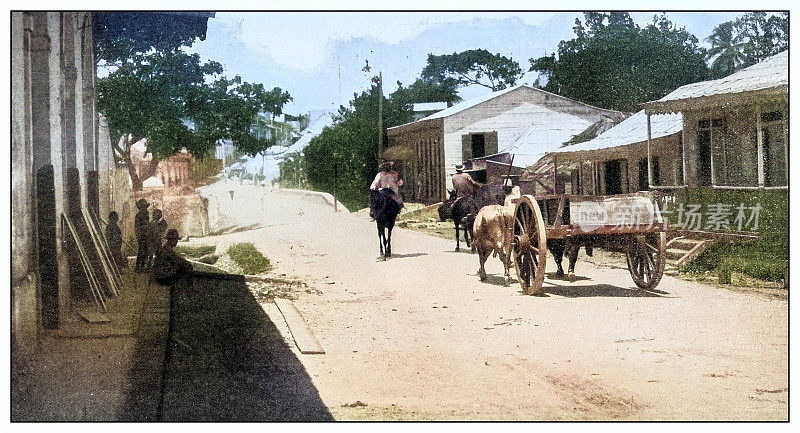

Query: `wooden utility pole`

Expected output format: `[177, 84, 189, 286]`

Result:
[377, 71, 384, 165]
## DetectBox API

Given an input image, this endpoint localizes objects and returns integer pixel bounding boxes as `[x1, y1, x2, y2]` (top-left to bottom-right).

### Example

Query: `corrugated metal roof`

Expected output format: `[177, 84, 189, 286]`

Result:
[481, 103, 595, 167]
[419, 86, 521, 120]
[412, 102, 448, 112]
[549, 110, 682, 155]
[280, 110, 336, 156]
[645, 50, 787, 111]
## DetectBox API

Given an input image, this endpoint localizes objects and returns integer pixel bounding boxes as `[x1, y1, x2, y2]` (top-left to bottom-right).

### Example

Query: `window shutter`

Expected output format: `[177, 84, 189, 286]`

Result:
[486, 131, 499, 155]
[461, 134, 471, 162]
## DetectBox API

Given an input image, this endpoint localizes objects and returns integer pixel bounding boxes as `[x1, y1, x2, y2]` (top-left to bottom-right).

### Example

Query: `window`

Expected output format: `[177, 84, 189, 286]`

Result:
[762, 112, 787, 187]
[638, 157, 660, 190]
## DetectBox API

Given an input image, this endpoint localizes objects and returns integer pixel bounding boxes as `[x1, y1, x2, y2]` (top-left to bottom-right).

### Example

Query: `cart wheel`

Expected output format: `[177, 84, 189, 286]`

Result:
[513, 195, 548, 296]
[626, 231, 666, 290]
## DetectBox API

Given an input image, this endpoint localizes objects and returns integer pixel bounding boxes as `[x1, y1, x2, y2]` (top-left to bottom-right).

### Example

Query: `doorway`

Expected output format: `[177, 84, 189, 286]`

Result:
[604, 160, 622, 195]
[471, 134, 486, 159]
[697, 130, 712, 186]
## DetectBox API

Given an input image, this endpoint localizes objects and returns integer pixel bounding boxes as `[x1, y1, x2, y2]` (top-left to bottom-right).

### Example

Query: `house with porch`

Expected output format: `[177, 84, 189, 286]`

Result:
[544, 50, 787, 196]
[384, 85, 627, 204]
[642, 50, 788, 191]
[545, 51, 788, 266]
[544, 110, 684, 195]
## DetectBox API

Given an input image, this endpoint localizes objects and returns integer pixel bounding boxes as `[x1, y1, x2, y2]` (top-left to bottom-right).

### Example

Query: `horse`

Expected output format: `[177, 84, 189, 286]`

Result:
[371, 188, 402, 260]
[438, 191, 479, 252]
[451, 196, 480, 252]
[438, 190, 457, 222]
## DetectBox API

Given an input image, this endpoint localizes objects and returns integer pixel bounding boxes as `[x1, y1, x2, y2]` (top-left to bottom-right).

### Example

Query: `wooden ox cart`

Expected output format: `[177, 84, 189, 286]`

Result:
[463, 153, 667, 295]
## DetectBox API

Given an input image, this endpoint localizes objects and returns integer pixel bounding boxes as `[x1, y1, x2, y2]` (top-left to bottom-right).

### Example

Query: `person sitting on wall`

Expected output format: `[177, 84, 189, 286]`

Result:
[152, 229, 194, 286]
[106, 211, 126, 268]
[134, 199, 151, 271]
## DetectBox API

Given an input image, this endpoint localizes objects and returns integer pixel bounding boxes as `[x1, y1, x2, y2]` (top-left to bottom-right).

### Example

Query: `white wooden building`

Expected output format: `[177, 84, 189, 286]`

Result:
[385, 85, 626, 203]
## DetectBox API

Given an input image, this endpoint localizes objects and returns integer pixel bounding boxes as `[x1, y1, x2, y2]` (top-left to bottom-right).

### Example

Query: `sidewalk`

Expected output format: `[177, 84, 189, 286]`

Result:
[160, 274, 333, 421]
[11, 271, 170, 421]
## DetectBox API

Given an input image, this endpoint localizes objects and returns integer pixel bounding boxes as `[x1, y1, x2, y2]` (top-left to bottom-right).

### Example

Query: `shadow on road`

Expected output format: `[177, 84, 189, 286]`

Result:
[546, 272, 591, 282]
[545, 282, 666, 298]
[475, 274, 512, 287]
[444, 249, 476, 255]
[160, 274, 333, 421]
[386, 252, 429, 259]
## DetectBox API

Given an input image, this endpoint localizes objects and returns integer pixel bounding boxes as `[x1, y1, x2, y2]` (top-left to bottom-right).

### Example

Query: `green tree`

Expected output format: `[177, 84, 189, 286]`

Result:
[96, 21, 291, 190]
[299, 68, 464, 209]
[706, 21, 747, 78]
[421, 49, 523, 91]
[530, 13, 710, 112]
[392, 78, 462, 109]
[706, 12, 788, 78]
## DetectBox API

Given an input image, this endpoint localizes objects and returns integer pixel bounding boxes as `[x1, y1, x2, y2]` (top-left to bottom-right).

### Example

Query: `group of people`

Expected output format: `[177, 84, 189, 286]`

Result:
[103, 198, 192, 286]
[368, 161, 483, 217]
[134, 199, 169, 271]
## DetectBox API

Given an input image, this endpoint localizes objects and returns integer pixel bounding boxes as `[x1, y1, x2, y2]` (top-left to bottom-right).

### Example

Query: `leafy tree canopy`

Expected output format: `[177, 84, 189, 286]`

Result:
[530, 12, 710, 112]
[422, 49, 523, 91]
[706, 12, 788, 78]
[93, 12, 213, 64]
[95, 13, 291, 189]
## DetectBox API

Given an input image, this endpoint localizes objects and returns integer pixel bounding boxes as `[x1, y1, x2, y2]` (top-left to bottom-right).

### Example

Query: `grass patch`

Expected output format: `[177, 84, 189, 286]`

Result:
[681, 240, 788, 285]
[174, 244, 216, 258]
[396, 204, 440, 223]
[227, 243, 272, 275]
[196, 254, 219, 265]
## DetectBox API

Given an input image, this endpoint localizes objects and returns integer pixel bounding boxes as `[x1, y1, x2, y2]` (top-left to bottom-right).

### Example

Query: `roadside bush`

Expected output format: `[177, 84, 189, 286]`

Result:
[174, 244, 216, 258]
[227, 243, 272, 274]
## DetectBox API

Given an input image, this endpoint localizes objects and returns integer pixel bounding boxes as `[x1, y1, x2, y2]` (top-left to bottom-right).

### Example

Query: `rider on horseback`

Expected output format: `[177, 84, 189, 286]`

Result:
[451, 164, 482, 199]
[369, 161, 403, 219]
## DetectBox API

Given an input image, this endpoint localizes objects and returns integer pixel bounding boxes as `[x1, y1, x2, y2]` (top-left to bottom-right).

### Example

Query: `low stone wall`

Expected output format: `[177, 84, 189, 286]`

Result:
[161, 193, 211, 238]
[278, 188, 350, 212]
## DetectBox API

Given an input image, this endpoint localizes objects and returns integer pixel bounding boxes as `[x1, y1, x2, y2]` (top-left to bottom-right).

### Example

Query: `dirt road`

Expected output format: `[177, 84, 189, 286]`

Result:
[194, 182, 788, 420]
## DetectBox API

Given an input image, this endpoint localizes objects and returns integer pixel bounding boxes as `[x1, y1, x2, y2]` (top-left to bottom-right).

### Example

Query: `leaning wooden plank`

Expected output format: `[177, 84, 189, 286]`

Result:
[92, 212, 124, 286]
[83, 209, 121, 296]
[273, 298, 325, 354]
[63, 214, 107, 310]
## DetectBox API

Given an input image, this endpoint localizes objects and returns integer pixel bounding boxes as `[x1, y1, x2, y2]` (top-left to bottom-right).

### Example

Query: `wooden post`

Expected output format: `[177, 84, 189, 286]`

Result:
[756, 105, 765, 187]
[377, 71, 383, 165]
[681, 117, 687, 186]
[709, 112, 716, 186]
[646, 112, 653, 188]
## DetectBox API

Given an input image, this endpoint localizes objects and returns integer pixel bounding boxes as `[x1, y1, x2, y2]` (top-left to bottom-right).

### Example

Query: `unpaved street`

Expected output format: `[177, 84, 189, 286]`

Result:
[194, 181, 788, 420]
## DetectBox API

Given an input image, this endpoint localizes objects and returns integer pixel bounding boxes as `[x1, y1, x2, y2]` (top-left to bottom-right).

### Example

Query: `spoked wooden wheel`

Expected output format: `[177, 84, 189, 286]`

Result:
[512, 195, 548, 296]
[626, 231, 666, 290]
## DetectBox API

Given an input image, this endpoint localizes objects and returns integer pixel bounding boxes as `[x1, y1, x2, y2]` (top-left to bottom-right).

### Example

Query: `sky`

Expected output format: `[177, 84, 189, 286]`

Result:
[184, 11, 747, 115]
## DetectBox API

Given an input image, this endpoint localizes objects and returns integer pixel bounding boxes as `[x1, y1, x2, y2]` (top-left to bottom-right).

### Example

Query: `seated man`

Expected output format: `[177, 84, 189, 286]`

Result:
[152, 229, 194, 285]
[452, 165, 482, 199]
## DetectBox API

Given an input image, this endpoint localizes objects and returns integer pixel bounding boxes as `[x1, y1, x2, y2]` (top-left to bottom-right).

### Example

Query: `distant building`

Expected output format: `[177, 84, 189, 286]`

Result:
[385, 85, 626, 203]
[412, 102, 448, 121]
